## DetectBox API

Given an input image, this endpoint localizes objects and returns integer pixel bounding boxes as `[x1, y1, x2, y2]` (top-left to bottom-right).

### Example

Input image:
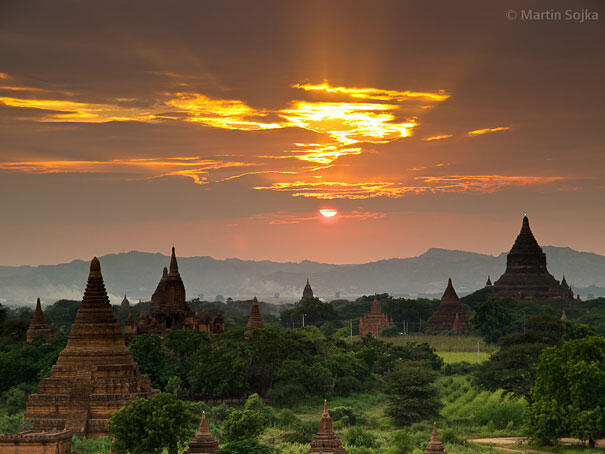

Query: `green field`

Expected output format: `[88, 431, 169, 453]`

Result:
[438, 351, 491, 364]
[385, 334, 497, 353]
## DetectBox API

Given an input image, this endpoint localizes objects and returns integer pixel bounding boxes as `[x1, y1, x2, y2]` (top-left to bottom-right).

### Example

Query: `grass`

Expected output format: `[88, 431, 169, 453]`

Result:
[386, 334, 497, 353]
[438, 351, 491, 364]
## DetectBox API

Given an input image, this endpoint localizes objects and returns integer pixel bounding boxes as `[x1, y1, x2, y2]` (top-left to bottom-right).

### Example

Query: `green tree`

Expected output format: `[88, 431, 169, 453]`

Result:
[219, 439, 277, 454]
[222, 409, 266, 441]
[128, 334, 174, 389]
[385, 361, 442, 426]
[527, 336, 605, 447]
[280, 298, 337, 328]
[471, 297, 516, 343]
[109, 393, 197, 454]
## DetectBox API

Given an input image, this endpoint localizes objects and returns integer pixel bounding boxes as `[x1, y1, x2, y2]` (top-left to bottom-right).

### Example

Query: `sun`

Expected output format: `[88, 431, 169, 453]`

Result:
[320, 208, 338, 218]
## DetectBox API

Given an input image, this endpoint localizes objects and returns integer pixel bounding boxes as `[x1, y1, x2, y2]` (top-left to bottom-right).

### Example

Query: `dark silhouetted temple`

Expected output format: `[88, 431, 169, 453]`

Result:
[300, 278, 314, 303]
[307, 400, 346, 454]
[246, 297, 265, 329]
[489, 216, 575, 301]
[184, 411, 219, 454]
[358, 294, 394, 337]
[425, 279, 471, 333]
[26, 298, 53, 343]
[25, 257, 156, 438]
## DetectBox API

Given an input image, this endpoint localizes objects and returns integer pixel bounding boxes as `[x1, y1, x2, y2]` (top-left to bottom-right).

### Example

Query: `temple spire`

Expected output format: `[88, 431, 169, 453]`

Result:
[169, 246, 179, 276]
[441, 278, 459, 302]
[424, 422, 446, 453]
[27, 297, 53, 343]
[184, 411, 219, 453]
[307, 400, 346, 454]
[246, 297, 265, 329]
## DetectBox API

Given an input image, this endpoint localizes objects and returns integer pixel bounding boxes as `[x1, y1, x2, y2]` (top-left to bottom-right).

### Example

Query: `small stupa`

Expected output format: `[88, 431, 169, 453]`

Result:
[425, 422, 447, 453]
[246, 297, 264, 329]
[308, 400, 346, 454]
[425, 279, 471, 333]
[561, 310, 567, 321]
[184, 411, 219, 453]
[25, 257, 156, 437]
[26, 298, 53, 342]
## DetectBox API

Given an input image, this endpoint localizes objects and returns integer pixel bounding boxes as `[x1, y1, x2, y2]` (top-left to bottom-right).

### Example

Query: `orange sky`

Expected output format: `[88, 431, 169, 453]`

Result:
[0, 0, 604, 265]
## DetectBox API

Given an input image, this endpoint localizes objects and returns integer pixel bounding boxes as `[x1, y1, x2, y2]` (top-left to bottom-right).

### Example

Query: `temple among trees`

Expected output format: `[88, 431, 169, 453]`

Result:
[246, 297, 265, 329]
[488, 216, 576, 301]
[307, 400, 346, 454]
[26, 297, 53, 343]
[300, 278, 314, 303]
[425, 279, 471, 333]
[358, 294, 394, 337]
[425, 423, 447, 453]
[184, 411, 219, 453]
[25, 257, 156, 438]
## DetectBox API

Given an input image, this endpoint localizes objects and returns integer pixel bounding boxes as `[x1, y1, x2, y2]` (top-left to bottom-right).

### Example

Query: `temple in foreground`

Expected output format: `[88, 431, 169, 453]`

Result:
[488, 216, 575, 301]
[425, 279, 471, 333]
[425, 423, 447, 453]
[184, 411, 219, 454]
[307, 400, 346, 454]
[26, 298, 53, 343]
[359, 294, 394, 337]
[25, 257, 156, 438]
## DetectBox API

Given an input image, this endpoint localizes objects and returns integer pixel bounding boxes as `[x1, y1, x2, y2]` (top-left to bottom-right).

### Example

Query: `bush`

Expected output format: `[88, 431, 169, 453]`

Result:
[222, 409, 266, 441]
[276, 409, 299, 429]
[0, 412, 26, 433]
[219, 438, 277, 454]
[389, 429, 415, 454]
[71, 437, 113, 454]
[284, 419, 317, 444]
[344, 426, 379, 448]
[474, 401, 525, 429]
[1, 383, 37, 415]
[334, 376, 363, 395]
[442, 362, 477, 376]
[329, 406, 358, 426]
[244, 393, 276, 426]
[381, 326, 400, 337]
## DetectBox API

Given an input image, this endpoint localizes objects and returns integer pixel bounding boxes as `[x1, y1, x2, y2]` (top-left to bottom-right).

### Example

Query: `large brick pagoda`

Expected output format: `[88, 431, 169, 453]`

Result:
[425, 279, 471, 333]
[26, 297, 53, 343]
[489, 216, 575, 301]
[308, 400, 346, 454]
[359, 294, 394, 337]
[25, 257, 156, 438]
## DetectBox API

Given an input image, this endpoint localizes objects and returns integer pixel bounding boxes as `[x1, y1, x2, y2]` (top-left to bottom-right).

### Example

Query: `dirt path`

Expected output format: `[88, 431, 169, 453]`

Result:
[469, 437, 605, 452]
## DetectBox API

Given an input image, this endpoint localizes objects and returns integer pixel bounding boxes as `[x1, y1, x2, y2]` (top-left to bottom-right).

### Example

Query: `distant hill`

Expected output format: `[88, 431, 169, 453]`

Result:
[1, 246, 604, 306]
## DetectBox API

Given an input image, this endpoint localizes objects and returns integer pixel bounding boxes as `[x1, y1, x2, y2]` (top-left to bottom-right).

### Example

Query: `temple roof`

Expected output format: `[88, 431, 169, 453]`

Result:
[169, 246, 179, 276]
[308, 400, 346, 454]
[185, 411, 219, 453]
[441, 278, 459, 303]
[301, 278, 314, 301]
[425, 423, 446, 453]
[31, 298, 47, 325]
[246, 297, 264, 329]
[27, 297, 52, 342]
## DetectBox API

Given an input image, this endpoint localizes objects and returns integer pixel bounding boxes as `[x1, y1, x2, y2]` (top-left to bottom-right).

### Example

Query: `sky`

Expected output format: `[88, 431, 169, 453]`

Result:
[0, 0, 604, 266]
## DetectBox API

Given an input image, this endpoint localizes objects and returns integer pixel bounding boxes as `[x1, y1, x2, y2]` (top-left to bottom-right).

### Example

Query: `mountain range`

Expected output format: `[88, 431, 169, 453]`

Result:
[1, 246, 604, 307]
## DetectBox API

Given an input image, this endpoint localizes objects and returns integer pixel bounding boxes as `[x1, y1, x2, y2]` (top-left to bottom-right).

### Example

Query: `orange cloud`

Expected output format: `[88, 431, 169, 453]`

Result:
[424, 134, 453, 141]
[467, 126, 511, 136]
[249, 210, 386, 224]
[254, 175, 565, 199]
[292, 82, 449, 102]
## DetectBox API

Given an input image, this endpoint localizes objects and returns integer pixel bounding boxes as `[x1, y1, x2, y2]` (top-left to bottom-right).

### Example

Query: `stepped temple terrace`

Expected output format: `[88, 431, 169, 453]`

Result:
[488, 216, 576, 301]
[425, 423, 447, 454]
[25, 257, 156, 438]
[359, 294, 394, 337]
[425, 279, 471, 333]
[184, 412, 219, 453]
[246, 297, 265, 330]
[307, 400, 346, 454]
[0, 430, 72, 453]
[26, 298, 53, 343]
[300, 278, 314, 303]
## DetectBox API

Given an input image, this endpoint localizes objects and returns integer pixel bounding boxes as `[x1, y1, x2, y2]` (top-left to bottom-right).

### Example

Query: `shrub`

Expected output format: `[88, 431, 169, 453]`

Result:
[442, 362, 477, 376]
[219, 438, 277, 454]
[334, 376, 362, 395]
[244, 393, 276, 426]
[474, 401, 525, 429]
[344, 426, 379, 448]
[440, 428, 461, 444]
[284, 419, 317, 444]
[222, 409, 265, 441]
[71, 437, 113, 454]
[275, 409, 299, 429]
[389, 429, 415, 454]
[330, 406, 358, 426]
[381, 326, 400, 337]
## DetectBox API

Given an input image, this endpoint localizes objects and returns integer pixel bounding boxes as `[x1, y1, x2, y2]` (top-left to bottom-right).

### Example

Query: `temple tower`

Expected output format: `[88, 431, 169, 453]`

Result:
[300, 278, 314, 303]
[26, 298, 53, 343]
[246, 297, 264, 329]
[425, 279, 471, 333]
[184, 411, 219, 453]
[358, 294, 394, 337]
[490, 216, 575, 301]
[308, 400, 346, 454]
[25, 257, 156, 438]
[120, 295, 130, 309]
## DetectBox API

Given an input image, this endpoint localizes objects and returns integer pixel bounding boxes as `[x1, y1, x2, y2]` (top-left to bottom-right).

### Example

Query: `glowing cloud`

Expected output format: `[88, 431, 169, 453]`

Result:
[424, 134, 453, 141]
[320, 208, 338, 217]
[292, 82, 449, 102]
[467, 126, 511, 136]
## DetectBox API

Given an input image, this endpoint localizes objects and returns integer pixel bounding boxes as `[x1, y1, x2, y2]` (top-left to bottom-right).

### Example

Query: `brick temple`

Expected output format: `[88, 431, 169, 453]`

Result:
[425, 279, 471, 333]
[308, 400, 346, 454]
[246, 297, 265, 329]
[425, 423, 447, 453]
[489, 216, 575, 301]
[358, 294, 394, 337]
[25, 257, 156, 438]
[26, 298, 53, 343]
[184, 411, 219, 453]
[300, 278, 314, 303]
[0, 430, 72, 453]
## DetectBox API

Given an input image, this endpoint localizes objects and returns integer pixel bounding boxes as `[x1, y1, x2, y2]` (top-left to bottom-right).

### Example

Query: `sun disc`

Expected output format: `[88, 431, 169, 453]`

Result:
[320, 208, 338, 217]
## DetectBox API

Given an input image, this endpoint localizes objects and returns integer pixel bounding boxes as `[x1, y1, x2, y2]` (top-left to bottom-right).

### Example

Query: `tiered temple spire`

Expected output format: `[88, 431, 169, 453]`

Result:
[358, 294, 394, 337]
[246, 297, 264, 329]
[425, 279, 471, 333]
[425, 423, 447, 453]
[489, 216, 575, 301]
[26, 298, 53, 343]
[184, 411, 219, 453]
[300, 278, 315, 303]
[307, 400, 346, 454]
[25, 257, 156, 437]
